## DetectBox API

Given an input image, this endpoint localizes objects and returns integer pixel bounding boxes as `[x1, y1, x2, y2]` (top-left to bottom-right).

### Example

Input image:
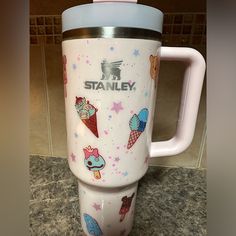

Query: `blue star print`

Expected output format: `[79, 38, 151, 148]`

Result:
[72, 64, 77, 70]
[123, 171, 128, 177]
[133, 49, 140, 57]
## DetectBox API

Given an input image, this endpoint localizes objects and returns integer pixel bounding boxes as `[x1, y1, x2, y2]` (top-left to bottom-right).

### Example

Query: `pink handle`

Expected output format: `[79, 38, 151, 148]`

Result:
[150, 47, 206, 157]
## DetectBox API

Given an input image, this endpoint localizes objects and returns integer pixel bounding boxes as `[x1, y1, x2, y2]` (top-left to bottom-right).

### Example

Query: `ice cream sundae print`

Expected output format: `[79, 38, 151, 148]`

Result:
[119, 193, 135, 222]
[84, 213, 103, 236]
[83, 146, 105, 179]
[75, 97, 99, 138]
[127, 108, 149, 149]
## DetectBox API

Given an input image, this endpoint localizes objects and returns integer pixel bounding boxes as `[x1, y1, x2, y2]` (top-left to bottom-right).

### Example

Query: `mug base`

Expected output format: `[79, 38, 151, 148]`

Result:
[79, 180, 138, 236]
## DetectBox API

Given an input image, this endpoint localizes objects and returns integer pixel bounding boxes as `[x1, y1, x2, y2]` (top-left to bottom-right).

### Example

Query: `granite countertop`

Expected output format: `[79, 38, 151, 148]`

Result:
[30, 156, 206, 236]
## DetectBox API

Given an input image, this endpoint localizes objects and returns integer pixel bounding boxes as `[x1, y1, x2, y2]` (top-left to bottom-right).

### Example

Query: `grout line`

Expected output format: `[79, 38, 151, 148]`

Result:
[39, 38, 54, 156]
[30, 153, 67, 158]
[30, 13, 206, 17]
[149, 164, 197, 169]
[190, 14, 196, 44]
[196, 122, 207, 168]
[198, 166, 207, 170]
[30, 15, 61, 17]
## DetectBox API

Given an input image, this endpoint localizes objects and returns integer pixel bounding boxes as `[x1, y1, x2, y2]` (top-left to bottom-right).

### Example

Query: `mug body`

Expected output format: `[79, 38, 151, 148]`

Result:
[62, 29, 161, 188]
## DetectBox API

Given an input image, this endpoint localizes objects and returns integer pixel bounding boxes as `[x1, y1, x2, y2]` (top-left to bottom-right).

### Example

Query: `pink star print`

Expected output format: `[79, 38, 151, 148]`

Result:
[144, 156, 149, 164]
[70, 153, 76, 162]
[111, 102, 123, 114]
[92, 203, 101, 211]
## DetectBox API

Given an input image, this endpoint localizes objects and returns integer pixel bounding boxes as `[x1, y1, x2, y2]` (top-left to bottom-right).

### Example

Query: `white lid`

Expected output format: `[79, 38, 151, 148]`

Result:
[62, 2, 163, 33]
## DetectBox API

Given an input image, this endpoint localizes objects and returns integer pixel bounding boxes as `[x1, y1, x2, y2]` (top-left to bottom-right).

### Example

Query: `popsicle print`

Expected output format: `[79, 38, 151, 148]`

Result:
[119, 193, 135, 222]
[83, 146, 106, 179]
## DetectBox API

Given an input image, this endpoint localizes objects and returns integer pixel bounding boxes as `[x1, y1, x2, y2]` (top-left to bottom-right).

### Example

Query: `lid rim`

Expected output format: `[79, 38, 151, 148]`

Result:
[62, 2, 163, 16]
[62, 2, 163, 34]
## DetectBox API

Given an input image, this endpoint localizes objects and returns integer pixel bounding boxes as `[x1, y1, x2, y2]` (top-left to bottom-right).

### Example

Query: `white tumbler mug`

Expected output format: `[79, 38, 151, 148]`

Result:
[61, 1, 205, 235]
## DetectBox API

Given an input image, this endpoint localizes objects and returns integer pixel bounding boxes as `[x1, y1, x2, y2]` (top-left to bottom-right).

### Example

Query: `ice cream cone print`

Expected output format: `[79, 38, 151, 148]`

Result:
[75, 97, 99, 138]
[127, 130, 142, 149]
[127, 108, 149, 150]
[93, 170, 101, 179]
[81, 112, 99, 138]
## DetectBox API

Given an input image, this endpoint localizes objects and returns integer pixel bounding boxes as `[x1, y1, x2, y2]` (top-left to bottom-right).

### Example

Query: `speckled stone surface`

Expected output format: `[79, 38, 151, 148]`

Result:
[30, 156, 206, 236]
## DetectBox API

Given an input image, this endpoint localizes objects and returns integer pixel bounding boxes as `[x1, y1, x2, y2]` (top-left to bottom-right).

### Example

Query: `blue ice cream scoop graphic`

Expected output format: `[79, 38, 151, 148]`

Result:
[84, 213, 103, 236]
[137, 108, 149, 132]
[127, 108, 149, 149]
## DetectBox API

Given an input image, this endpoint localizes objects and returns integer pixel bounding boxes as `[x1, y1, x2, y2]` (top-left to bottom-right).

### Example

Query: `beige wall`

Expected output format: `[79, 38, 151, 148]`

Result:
[30, 0, 206, 15]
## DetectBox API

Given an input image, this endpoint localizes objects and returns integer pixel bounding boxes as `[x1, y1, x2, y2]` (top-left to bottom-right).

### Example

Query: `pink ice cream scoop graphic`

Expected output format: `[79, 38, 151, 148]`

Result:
[83, 146, 106, 179]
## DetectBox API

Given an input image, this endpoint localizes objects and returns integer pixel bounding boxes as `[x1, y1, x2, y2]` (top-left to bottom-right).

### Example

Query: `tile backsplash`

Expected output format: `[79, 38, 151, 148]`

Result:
[30, 16, 62, 44]
[30, 13, 206, 47]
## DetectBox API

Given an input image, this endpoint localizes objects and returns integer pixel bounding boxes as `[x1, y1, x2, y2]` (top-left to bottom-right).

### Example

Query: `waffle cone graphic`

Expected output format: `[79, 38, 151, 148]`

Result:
[81, 113, 99, 138]
[127, 130, 142, 149]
